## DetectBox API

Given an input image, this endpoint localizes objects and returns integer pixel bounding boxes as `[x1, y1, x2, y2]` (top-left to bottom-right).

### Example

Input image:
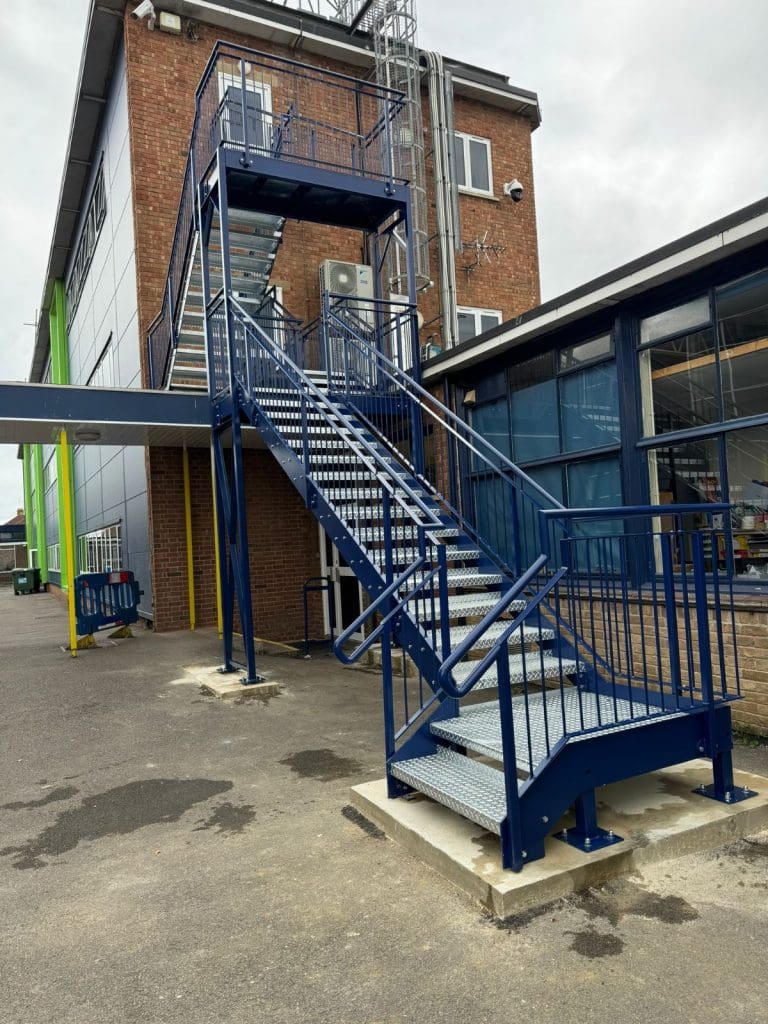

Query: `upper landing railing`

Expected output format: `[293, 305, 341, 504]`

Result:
[147, 42, 409, 388]
[194, 43, 409, 186]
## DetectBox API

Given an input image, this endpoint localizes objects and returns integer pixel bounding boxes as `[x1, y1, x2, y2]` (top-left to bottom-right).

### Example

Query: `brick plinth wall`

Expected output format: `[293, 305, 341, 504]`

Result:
[147, 447, 324, 641]
[570, 594, 768, 736]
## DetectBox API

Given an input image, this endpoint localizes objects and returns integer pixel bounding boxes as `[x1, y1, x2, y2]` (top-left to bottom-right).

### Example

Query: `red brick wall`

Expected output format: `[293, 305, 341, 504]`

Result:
[123, 15, 541, 375]
[146, 446, 324, 640]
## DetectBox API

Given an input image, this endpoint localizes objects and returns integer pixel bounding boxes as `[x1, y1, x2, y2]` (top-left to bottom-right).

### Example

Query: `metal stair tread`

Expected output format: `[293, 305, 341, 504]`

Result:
[390, 748, 510, 834]
[452, 651, 579, 690]
[373, 545, 479, 565]
[430, 691, 688, 774]
[446, 621, 554, 651]
[433, 593, 523, 621]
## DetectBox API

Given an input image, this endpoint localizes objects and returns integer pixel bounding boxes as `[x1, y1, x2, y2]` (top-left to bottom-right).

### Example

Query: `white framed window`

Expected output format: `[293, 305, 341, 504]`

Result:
[77, 523, 123, 574]
[218, 69, 273, 154]
[457, 306, 503, 345]
[454, 133, 493, 197]
[47, 543, 61, 573]
[29, 548, 39, 569]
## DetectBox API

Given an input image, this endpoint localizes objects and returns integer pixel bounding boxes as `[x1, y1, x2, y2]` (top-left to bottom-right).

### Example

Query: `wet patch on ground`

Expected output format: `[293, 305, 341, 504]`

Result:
[566, 928, 625, 958]
[570, 879, 699, 926]
[0, 778, 233, 870]
[279, 748, 363, 782]
[341, 804, 385, 840]
[481, 900, 562, 933]
[194, 801, 256, 836]
[0, 786, 79, 811]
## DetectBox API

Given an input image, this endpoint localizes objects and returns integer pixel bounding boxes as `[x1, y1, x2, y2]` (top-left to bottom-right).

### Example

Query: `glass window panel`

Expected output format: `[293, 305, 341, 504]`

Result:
[471, 398, 511, 460]
[716, 270, 768, 421]
[567, 457, 623, 568]
[457, 311, 475, 344]
[649, 437, 723, 572]
[528, 464, 564, 505]
[453, 133, 466, 188]
[474, 476, 515, 568]
[510, 353, 558, 462]
[560, 333, 612, 370]
[480, 313, 501, 334]
[468, 138, 491, 192]
[725, 425, 768, 579]
[560, 363, 620, 452]
[510, 379, 558, 462]
[640, 295, 710, 345]
[567, 457, 622, 508]
[640, 327, 719, 435]
[650, 437, 722, 517]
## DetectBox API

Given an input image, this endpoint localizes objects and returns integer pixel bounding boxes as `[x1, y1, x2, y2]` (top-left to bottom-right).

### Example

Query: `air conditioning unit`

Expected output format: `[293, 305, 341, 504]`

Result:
[320, 260, 375, 324]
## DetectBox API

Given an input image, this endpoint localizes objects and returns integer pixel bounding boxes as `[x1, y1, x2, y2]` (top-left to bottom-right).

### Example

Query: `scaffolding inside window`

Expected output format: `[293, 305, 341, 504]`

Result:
[77, 523, 123, 574]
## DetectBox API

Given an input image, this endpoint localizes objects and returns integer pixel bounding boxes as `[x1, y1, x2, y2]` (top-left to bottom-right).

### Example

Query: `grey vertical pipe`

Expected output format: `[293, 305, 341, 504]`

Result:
[425, 51, 459, 349]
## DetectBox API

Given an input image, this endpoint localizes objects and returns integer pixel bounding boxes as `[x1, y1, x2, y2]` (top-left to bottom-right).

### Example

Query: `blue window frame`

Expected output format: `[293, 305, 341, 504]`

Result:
[464, 330, 623, 572]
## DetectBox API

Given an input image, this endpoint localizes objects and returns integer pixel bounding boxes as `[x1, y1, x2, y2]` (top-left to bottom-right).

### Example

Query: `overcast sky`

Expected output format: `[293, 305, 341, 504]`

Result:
[1, 0, 767, 522]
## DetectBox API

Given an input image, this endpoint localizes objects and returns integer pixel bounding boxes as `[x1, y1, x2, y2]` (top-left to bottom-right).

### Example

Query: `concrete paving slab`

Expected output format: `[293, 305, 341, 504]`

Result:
[164, 660, 282, 700]
[351, 760, 768, 918]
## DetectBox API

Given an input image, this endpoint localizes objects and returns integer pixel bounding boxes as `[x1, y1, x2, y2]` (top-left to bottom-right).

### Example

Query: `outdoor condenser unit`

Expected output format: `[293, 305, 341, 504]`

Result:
[320, 260, 374, 302]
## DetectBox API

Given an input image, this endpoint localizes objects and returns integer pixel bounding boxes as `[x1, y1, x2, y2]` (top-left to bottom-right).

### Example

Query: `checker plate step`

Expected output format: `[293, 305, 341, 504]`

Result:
[430, 690, 687, 774]
[451, 652, 578, 690]
[390, 747, 512, 834]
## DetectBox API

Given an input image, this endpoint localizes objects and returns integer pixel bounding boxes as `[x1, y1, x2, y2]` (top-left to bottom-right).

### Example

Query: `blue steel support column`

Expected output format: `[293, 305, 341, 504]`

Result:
[199, 171, 236, 674]
[218, 152, 260, 684]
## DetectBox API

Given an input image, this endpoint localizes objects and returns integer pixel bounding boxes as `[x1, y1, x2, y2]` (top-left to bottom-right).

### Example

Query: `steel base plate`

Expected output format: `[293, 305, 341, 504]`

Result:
[553, 826, 624, 853]
[693, 783, 758, 804]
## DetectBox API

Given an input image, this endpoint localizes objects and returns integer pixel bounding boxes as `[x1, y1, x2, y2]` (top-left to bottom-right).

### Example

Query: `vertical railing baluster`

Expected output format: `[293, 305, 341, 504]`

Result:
[660, 532, 682, 710]
[497, 650, 525, 871]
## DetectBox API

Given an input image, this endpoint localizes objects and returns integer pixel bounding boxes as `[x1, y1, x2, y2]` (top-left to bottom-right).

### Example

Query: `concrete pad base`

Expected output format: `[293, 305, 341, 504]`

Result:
[165, 661, 282, 700]
[200, 675, 281, 700]
[351, 760, 768, 919]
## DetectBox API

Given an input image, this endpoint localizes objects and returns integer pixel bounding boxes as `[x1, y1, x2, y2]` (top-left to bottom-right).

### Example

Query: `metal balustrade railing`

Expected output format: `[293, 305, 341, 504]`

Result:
[323, 299, 743, 719]
[193, 43, 407, 187]
[540, 505, 741, 710]
[147, 152, 197, 388]
[323, 295, 568, 576]
[147, 42, 408, 389]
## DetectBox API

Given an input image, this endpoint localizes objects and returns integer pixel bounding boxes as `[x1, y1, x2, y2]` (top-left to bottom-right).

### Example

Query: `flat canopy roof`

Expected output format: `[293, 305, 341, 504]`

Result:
[424, 195, 768, 380]
[0, 382, 264, 449]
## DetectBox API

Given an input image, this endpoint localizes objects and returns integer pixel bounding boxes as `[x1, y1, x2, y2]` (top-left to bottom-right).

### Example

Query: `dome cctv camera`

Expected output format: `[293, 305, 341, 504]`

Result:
[503, 179, 524, 203]
[132, 1, 156, 24]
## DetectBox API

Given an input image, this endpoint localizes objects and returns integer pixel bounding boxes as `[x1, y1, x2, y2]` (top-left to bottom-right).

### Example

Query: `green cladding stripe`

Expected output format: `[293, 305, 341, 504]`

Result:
[50, 281, 70, 386]
[32, 444, 48, 583]
[50, 280, 75, 586]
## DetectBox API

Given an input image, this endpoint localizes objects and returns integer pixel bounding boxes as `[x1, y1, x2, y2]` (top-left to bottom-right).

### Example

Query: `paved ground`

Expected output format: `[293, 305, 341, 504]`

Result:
[1, 588, 767, 1024]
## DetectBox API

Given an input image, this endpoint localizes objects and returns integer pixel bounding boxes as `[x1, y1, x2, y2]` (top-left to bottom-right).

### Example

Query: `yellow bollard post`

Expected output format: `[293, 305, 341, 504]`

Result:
[182, 447, 196, 631]
[59, 430, 78, 657]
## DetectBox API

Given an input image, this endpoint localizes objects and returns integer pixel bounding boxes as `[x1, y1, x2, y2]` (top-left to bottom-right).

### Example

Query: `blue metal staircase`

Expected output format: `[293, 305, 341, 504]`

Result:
[149, 42, 754, 871]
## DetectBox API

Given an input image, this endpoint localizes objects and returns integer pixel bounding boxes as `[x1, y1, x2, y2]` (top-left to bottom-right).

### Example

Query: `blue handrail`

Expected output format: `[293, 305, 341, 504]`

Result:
[437, 555, 552, 698]
[333, 555, 428, 664]
[230, 297, 443, 529]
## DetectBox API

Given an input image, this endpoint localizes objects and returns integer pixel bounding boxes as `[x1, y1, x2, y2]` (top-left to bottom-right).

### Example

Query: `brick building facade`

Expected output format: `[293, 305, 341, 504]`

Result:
[25, 0, 543, 644]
